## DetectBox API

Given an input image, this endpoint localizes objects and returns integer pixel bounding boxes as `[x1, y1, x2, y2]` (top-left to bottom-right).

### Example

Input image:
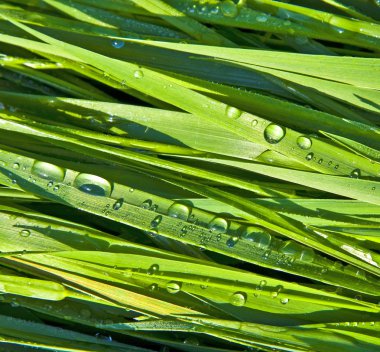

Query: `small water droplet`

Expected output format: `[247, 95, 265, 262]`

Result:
[334, 164, 340, 170]
[74, 173, 112, 197]
[225, 105, 242, 119]
[13, 163, 20, 169]
[226, 236, 238, 248]
[134, 70, 144, 79]
[208, 217, 228, 233]
[264, 124, 285, 144]
[256, 14, 268, 22]
[47, 181, 53, 187]
[141, 199, 152, 209]
[259, 280, 267, 288]
[20, 229, 31, 237]
[318, 158, 323, 164]
[280, 298, 289, 305]
[53, 185, 60, 192]
[220, 0, 239, 18]
[251, 119, 258, 127]
[271, 285, 283, 298]
[297, 136, 312, 150]
[166, 281, 181, 294]
[151, 215, 162, 228]
[306, 152, 314, 161]
[168, 203, 190, 220]
[242, 226, 271, 249]
[113, 198, 124, 210]
[147, 264, 159, 275]
[111, 39, 124, 49]
[262, 250, 271, 259]
[149, 283, 158, 291]
[350, 168, 361, 178]
[229, 292, 246, 306]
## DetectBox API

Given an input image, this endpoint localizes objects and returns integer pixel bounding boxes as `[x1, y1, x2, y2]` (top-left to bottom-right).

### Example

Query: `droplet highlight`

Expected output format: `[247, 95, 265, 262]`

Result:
[32, 161, 65, 182]
[264, 124, 286, 144]
[74, 173, 112, 197]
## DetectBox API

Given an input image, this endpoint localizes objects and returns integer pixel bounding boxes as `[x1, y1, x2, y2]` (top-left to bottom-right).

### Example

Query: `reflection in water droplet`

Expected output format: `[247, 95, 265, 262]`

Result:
[166, 281, 181, 294]
[32, 161, 65, 182]
[168, 203, 190, 220]
[225, 105, 242, 119]
[220, 0, 239, 18]
[113, 198, 124, 210]
[74, 173, 112, 197]
[209, 217, 228, 233]
[20, 229, 31, 237]
[230, 292, 246, 306]
[306, 152, 314, 161]
[147, 264, 159, 275]
[297, 136, 312, 150]
[134, 70, 144, 79]
[226, 236, 238, 248]
[53, 185, 60, 192]
[13, 163, 20, 169]
[151, 215, 162, 228]
[242, 226, 271, 249]
[280, 298, 289, 305]
[350, 168, 361, 178]
[111, 40, 124, 49]
[264, 124, 285, 144]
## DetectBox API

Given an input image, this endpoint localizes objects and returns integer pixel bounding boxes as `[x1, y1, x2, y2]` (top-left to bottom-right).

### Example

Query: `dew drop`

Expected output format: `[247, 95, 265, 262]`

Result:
[208, 217, 228, 233]
[242, 226, 271, 249]
[53, 185, 60, 192]
[134, 70, 144, 79]
[141, 199, 152, 209]
[225, 105, 242, 119]
[47, 181, 53, 187]
[279, 241, 315, 262]
[305, 152, 314, 161]
[256, 14, 268, 22]
[111, 39, 124, 49]
[32, 161, 65, 182]
[259, 280, 267, 289]
[20, 229, 31, 237]
[147, 264, 159, 275]
[350, 168, 361, 178]
[149, 283, 158, 291]
[229, 292, 246, 307]
[220, 0, 239, 18]
[151, 215, 162, 228]
[168, 203, 190, 220]
[297, 136, 312, 150]
[280, 298, 289, 305]
[112, 198, 124, 210]
[251, 119, 258, 127]
[166, 281, 181, 294]
[318, 158, 323, 164]
[264, 124, 285, 144]
[226, 236, 238, 248]
[74, 173, 112, 197]
[271, 285, 283, 298]
[12, 163, 20, 169]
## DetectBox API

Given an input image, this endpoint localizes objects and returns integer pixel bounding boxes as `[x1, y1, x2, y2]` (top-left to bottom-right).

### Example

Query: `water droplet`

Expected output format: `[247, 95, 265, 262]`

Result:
[220, 0, 239, 18]
[334, 164, 340, 170]
[256, 14, 268, 22]
[242, 226, 271, 249]
[264, 124, 285, 144]
[113, 198, 124, 210]
[111, 39, 124, 49]
[168, 203, 190, 220]
[262, 250, 271, 259]
[20, 229, 30, 237]
[229, 292, 246, 306]
[297, 136, 312, 150]
[350, 168, 361, 178]
[13, 163, 20, 169]
[225, 105, 242, 119]
[32, 161, 65, 182]
[141, 199, 152, 209]
[166, 281, 181, 294]
[259, 280, 267, 289]
[151, 215, 162, 228]
[279, 241, 315, 262]
[53, 185, 60, 192]
[147, 264, 159, 275]
[74, 173, 112, 197]
[149, 283, 158, 291]
[318, 158, 323, 164]
[280, 298, 289, 305]
[271, 285, 283, 298]
[47, 181, 53, 187]
[226, 236, 238, 248]
[208, 217, 228, 233]
[134, 70, 144, 79]
[306, 152, 314, 161]
[251, 119, 258, 127]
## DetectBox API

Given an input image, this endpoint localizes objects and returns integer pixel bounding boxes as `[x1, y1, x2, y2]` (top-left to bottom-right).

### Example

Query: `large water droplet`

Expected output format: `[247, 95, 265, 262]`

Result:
[166, 281, 181, 294]
[31, 161, 65, 182]
[168, 203, 190, 220]
[264, 124, 285, 144]
[220, 0, 239, 18]
[297, 136, 312, 150]
[242, 226, 271, 249]
[208, 217, 228, 233]
[111, 40, 124, 49]
[225, 105, 242, 119]
[279, 241, 315, 262]
[350, 168, 361, 178]
[134, 70, 144, 79]
[229, 292, 246, 306]
[19, 229, 31, 237]
[74, 173, 112, 197]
